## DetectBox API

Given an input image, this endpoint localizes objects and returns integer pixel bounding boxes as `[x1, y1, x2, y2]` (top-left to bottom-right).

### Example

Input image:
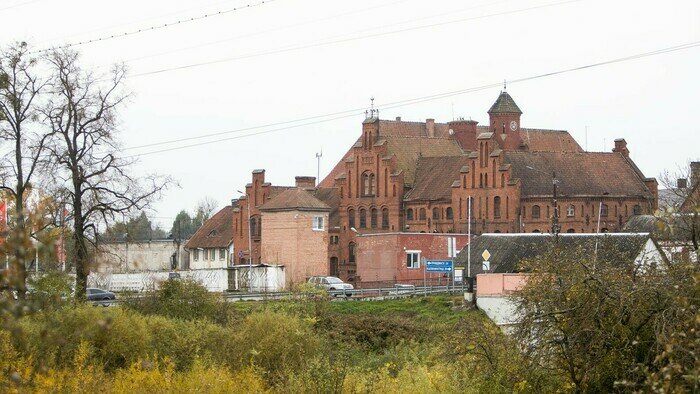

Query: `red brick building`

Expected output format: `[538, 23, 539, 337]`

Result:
[319, 90, 658, 282]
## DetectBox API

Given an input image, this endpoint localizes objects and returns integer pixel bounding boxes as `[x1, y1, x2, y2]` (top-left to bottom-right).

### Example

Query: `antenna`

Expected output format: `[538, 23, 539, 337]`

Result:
[585, 125, 588, 152]
[315, 149, 323, 186]
[451, 102, 455, 121]
[503, 79, 507, 91]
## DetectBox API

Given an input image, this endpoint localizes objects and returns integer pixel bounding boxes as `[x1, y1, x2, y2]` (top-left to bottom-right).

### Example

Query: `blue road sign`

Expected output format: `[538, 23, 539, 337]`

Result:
[426, 260, 453, 272]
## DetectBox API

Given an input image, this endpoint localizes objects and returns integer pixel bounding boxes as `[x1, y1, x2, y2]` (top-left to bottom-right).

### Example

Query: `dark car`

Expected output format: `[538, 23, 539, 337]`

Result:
[86, 288, 116, 301]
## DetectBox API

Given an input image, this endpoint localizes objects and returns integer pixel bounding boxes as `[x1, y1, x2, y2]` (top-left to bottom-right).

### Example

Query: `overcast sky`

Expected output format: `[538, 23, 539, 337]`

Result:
[2, 0, 699, 229]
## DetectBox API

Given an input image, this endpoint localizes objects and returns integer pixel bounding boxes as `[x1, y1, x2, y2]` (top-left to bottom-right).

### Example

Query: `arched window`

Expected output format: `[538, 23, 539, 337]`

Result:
[567, 205, 575, 217]
[359, 209, 367, 228]
[494, 196, 501, 218]
[567, 228, 575, 233]
[382, 208, 389, 229]
[485, 173, 488, 188]
[348, 208, 355, 229]
[532, 229, 541, 233]
[532, 205, 541, 219]
[446, 207, 453, 220]
[501, 173, 505, 187]
[406, 209, 414, 221]
[250, 216, 260, 237]
[348, 242, 356, 263]
[370, 208, 378, 228]
[632, 204, 642, 215]
[600, 204, 609, 217]
[419, 208, 426, 220]
[432, 207, 440, 220]
[361, 172, 376, 196]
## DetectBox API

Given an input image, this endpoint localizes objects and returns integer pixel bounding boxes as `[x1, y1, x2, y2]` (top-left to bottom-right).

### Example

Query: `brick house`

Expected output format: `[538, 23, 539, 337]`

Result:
[259, 184, 340, 286]
[355, 232, 470, 287]
[319, 90, 658, 281]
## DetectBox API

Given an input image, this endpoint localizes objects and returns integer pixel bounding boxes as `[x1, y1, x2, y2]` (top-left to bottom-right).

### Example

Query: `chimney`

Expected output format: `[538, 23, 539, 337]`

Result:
[426, 118, 435, 138]
[691, 161, 700, 188]
[677, 178, 688, 189]
[295, 176, 316, 189]
[448, 119, 479, 151]
[395, 116, 401, 121]
[613, 138, 629, 158]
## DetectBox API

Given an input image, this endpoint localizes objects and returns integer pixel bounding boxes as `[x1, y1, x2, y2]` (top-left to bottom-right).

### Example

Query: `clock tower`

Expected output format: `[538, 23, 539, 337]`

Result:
[487, 88, 523, 150]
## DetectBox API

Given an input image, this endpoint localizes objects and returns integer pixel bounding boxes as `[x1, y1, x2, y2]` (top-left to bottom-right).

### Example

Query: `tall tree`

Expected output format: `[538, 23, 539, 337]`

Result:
[104, 212, 167, 241]
[0, 42, 51, 296]
[658, 162, 700, 257]
[44, 49, 169, 298]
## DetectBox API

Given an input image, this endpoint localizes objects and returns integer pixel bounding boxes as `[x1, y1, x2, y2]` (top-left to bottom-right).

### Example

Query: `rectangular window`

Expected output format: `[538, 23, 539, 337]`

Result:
[312, 216, 324, 231]
[193, 249, 199, 261]
[210, 249, 216, 260]
[219, 248, 226, 260]
[406, 251, 421, 269]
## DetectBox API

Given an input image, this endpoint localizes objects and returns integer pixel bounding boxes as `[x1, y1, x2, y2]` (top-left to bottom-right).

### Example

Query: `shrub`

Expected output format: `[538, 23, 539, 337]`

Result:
[121, 279, 237, 324]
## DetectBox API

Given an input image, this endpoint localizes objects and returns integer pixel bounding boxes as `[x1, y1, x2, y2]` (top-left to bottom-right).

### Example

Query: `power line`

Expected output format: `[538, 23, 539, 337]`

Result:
[31, 0, 278, 54]
[115, 0, 505, 67]
[123, 40, 700, 158]
[36, 0, 243, 45]
[0, 0, 42, 12]
[129, 0, 583, 78]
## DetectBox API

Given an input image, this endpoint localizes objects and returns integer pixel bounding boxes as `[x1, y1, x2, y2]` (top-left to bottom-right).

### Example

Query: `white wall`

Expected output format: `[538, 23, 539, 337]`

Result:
[89, 268, 230, 292]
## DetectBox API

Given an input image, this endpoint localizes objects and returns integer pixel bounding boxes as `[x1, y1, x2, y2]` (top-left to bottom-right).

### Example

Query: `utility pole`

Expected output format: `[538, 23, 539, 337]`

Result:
[316, 150, 322, 187]
[552, 171, 560, 243]
[237, 189, 253, 290]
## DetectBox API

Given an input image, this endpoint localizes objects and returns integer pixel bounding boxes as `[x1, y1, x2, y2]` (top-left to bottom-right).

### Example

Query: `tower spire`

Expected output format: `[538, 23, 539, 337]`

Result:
[503, 79, 507, 91]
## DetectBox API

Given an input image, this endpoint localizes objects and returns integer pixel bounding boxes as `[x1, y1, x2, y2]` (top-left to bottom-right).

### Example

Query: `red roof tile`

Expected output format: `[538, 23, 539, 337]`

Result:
[405, 156, 469, 201]
[185, 206, 233, 249]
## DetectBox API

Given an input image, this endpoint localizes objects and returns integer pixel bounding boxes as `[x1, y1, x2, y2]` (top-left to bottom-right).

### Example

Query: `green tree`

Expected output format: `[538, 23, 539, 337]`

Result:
[169, 197, 218, 240]
[103, 212, 166, 242]
[513, 240, 698, 392]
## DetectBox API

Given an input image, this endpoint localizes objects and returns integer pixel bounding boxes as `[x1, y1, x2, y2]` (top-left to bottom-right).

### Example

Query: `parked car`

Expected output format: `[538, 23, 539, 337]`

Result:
[86, 288, 116, 301]
[308, 276, 354, 297]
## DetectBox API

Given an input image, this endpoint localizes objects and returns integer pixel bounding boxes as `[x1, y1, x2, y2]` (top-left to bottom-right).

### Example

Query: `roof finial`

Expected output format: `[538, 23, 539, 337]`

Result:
[367, 96, 378, 118]
[503, 79, 507, 91]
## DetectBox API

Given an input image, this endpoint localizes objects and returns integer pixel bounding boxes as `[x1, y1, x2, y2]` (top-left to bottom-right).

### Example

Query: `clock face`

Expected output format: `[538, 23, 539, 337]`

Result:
[509, 120, 517, 131]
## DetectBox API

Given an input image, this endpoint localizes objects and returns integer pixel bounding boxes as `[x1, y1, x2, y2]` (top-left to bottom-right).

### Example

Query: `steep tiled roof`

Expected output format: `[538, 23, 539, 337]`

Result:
[384, 136, 463, 185]
[504, 151, 653, 198]
[185, 206, 233, 249]
[455, 233, 659, 276]
[405, 156, 469, 201]
[519, 128, 582, 152]
[488, 91, 522, 114]
[259, 188, 331, 212]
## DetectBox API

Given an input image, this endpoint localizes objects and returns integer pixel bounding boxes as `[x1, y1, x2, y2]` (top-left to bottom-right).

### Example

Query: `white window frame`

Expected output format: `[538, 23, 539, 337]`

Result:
[567, 205, 575, 217]
[406, 250, 421, 269]
[219, 248, 226, 260]
[193, 249, 199, 261]
[312, 216, 325, 231]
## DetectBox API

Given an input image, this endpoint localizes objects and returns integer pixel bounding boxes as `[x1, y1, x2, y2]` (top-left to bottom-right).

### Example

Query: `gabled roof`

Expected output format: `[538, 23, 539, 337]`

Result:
[519, 128, 583, 153]
[185, 206, 233, 249]
[504, 151, 653, 198]
[404, 156, 468, 201]
[455, 233, 661, 276]
[259, 188, 331, 212]
[384, 135, 463, 185]
[311, 187, 341, 228]
[623, 214, 699, 242]
[488, 91, 522, 114]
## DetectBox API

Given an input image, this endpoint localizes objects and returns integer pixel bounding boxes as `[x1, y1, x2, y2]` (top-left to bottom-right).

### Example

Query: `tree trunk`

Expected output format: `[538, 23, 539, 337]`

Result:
[72, 193, 89, 300]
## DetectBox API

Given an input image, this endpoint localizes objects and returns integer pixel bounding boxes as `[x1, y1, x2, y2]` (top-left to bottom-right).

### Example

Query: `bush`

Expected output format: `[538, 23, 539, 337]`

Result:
[122, 279, 238, 324]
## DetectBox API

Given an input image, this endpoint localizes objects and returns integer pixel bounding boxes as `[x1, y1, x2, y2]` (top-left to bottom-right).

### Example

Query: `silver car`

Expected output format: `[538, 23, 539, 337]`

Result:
[308, 276, 354, 297]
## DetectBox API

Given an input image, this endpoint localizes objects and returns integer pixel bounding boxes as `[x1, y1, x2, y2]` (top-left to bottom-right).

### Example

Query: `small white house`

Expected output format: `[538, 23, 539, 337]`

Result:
[185, 206, 234, 270]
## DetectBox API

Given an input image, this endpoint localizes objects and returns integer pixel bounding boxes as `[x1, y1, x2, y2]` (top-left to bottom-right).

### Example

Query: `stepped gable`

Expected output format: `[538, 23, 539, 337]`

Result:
[504, 151, 654, 198]
[405, 156, 469, 201]
[186, 206, 234, 249]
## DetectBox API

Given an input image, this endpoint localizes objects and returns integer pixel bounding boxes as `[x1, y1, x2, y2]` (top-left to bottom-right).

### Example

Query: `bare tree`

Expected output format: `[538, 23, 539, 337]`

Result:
[43, 49, 170, 298]
[0, 42, 51, 296]
[658, 161, 699, 258]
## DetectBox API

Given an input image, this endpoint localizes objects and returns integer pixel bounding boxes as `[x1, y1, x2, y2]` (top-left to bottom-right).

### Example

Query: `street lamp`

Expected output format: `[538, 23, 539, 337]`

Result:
[525, 166, 560, 242]
[237, 190, 253, 288]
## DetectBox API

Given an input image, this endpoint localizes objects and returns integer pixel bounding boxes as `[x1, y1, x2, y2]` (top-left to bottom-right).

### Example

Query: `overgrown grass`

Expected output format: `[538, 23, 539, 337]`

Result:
[1, 280, 551, 393]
